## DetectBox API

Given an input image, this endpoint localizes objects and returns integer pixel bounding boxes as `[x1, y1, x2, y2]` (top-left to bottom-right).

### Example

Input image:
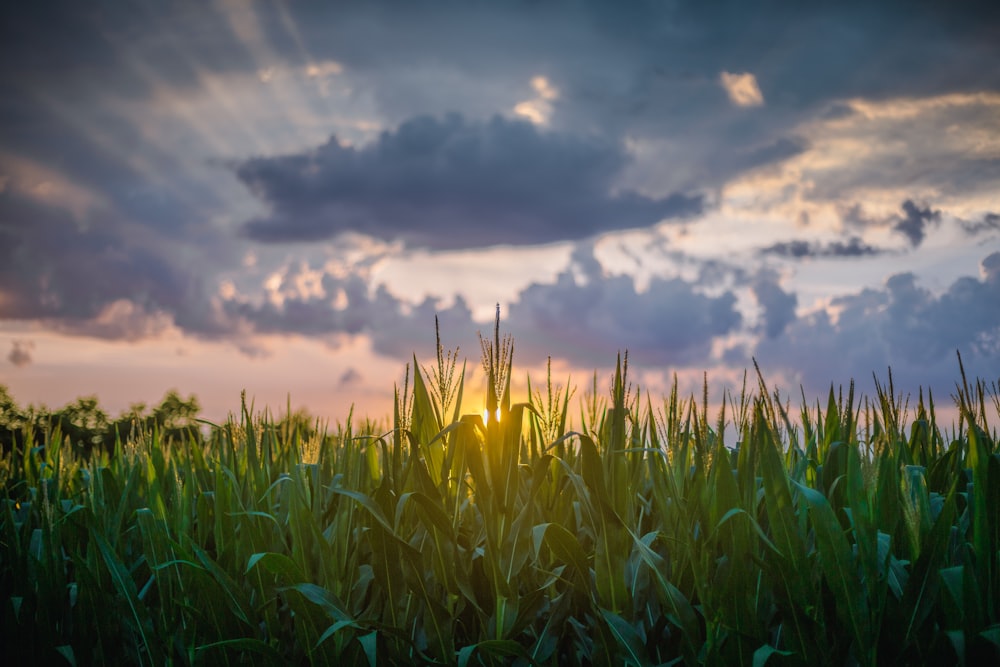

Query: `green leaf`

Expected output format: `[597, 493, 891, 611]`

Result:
[752, 643, 795, 667]
[91, 530, 162, 664]
[358, 630, 378, 667]
[457, 639, 532, 667]
[599, 608, 651, 667]
[898, 489, 955, 644]
[53, 645, 76, 666]
[190, 540, 254, 626]
[328, 486, 418, 555]
[315, 619, 362, 648]
[246, 551, 306, 581]
[793, 480, 872, 653]
[532, 522, 590, 586]
[195, 638, 285, 664]
[283, 582, 352, 623]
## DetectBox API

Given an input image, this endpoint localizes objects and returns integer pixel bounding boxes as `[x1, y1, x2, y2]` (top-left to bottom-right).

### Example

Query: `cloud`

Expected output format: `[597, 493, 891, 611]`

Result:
[840, 199, 941, 248]
[0, 186, 238, 342]
[719, 71, 764, 107]
[759, 236, 884, 259]
[0, 192, 183, 321]
[2, 0, 999, 391]
[893, 200, 941, 247]
[338, 367, 362, 386]
[795, 95, 1000, 205]
[507, 244, 742, 367]
[750, 251, 1000, 396]
[236, 113, 702, 250]
[513, 76, 560, 125]
[751, 273, 797, 339]
[216, 244, 743, 370]
[7, 340, 34, 367]
[218, 259, 483, 360]
[728, 136, 810, 174]
[960, 212, 1000, 235]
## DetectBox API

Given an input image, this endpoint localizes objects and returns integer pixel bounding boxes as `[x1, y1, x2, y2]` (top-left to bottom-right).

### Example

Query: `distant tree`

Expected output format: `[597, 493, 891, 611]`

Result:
[0, 385, 47, 454]
[275, 406, 324, 442]
[1, 385, 207, 458]
[51, 395, 110, 455]
[0, 385, 23, 453]
[108, 390, 202, 447]
[152, 390, 200, 429]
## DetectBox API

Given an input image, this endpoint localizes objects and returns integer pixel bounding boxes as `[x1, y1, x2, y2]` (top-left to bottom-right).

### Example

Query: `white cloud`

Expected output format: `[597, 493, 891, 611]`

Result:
[514, 75, 559, 125]
[531, 75, 559, 101]
[720, 71, 765, 107]
[305, 60, 344, 78]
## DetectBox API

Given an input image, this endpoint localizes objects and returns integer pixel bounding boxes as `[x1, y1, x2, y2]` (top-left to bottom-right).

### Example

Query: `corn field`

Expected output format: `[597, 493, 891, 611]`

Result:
[2, 320, 999, 665]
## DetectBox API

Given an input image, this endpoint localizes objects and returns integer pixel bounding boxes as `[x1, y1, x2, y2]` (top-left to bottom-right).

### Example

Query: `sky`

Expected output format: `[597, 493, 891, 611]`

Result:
[1, 0, 999, 425]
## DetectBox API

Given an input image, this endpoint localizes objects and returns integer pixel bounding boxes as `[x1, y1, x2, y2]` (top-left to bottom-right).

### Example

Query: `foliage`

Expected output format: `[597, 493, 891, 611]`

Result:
[0, 388, 201, 460]
[1, 319, 999, 665]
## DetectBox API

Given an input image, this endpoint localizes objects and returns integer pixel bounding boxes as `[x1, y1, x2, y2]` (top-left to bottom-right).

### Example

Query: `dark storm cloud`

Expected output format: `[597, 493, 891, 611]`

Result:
[760, 236, 884, 259]
[0, 191, 231, 340]
[0, 3, 249, 343]
[751, 251, 1000, 396]
[3, 1, 997, 235]
[893, 200, 941, 247]
[236, 113, 702, 249]
[0, 193, 178, 320]
[7, 340, 34, 368]
[0, 2, 252, 98]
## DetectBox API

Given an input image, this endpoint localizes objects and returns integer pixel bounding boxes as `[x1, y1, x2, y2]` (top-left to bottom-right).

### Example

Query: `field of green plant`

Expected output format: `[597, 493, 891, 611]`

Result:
[2, 319, 999, 665]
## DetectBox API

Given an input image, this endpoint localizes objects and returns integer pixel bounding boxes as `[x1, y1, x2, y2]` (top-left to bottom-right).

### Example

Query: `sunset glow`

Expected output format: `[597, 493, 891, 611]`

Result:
[0, 1, 997, 423]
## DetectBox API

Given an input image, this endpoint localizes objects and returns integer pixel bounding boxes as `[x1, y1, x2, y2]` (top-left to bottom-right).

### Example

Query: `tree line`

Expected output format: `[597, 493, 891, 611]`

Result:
[0, 385, 335, 460]
[0, 385, 202, 457]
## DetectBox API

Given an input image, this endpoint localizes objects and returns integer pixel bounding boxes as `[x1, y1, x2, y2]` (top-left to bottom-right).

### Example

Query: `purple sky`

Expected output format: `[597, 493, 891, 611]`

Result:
[1, 1, 998, 423]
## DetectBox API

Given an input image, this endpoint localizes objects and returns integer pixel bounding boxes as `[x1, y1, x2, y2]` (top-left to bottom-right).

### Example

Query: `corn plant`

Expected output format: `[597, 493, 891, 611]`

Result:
[2, 318, 999, 665]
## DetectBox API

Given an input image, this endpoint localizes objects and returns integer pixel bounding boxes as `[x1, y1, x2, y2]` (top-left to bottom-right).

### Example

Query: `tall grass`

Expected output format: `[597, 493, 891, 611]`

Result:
[2, 315, 999, 665]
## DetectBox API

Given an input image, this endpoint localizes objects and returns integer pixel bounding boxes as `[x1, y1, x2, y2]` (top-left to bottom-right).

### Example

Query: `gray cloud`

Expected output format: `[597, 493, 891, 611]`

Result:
[960, 212, 1000, 236]
[893, 200, 940, 247]
[4, 2, 998, 203]
[217, 244, 742, 370]
[741, 136, 809, 169]
[751, 251, 1000, 396]
[751, 273, 798, 339]
[841, 200, 941, 248]
[9, 1, 989, 111]
[1, 0, 998, 391]
[840, 203, 879, 229]
[507, 244, 742, 367]
[760, 236, 884, 259]
[339, 368, 362, 386]
[0, 191, 233, 340]
[0, 2, 254, 99]
[7, 340, 34, 367]
[0, 193, 182, 320]
[236, 113, 702, 249]
[219, 264, 482, 360]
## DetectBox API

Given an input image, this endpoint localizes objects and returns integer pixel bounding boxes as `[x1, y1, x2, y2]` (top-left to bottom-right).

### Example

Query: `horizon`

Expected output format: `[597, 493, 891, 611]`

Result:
[2, 1, 999, 425]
